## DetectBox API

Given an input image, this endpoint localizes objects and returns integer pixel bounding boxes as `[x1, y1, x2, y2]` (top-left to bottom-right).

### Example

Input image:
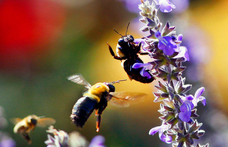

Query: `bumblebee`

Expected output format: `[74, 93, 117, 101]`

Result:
[12, 115, 55, 144]
[107, 23, 154, 83]
[68, 74, 147, 132]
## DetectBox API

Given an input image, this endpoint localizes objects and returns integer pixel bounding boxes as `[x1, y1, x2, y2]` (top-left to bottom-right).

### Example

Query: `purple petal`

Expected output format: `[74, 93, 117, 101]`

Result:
[158, 0, 176, 13]
[149, 126, 161, 135]
[192, 87, 205, 106]
[134, 38, 144, 45]
[132, 63, 144, 69]
[159, 133, 172, 144]
[194, 87, 205, 98]
[179, 101, 194, 122]
[179, 110, 191, 122]
[174, 46, 189, 61]
[183, 47, 190, 61]
[89, 135, 106, 147]
[140, 69, 152, 79]
[180, 102, 194, 112]
[158, 36, 177, 56]
[163, 45, 175, 56]
[177, 34, 183, 42]
[155, 31, 162, 39]
[199, 96, 206, 106]
[143, 63, 153, 69]
[185, 95, 194, 101]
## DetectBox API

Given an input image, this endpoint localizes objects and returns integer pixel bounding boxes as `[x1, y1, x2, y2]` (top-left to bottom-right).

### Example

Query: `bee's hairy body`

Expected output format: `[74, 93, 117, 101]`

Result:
[108, 34, 155, 83]
[71, 83, 110, 128]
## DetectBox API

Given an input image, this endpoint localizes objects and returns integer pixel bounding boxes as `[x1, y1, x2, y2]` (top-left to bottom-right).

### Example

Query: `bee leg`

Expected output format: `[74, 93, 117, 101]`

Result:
[95, 110, 101, 132]
[95, 99, 108, 132]
[107, 43, 123, 60]
[22, 132, 32, 144]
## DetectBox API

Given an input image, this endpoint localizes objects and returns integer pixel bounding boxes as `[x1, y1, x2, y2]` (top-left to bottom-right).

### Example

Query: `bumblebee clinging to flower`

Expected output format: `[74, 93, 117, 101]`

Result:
[12, 115, 55, 144]
[68, 74, 147, 132]
[107, 23, 155, 83]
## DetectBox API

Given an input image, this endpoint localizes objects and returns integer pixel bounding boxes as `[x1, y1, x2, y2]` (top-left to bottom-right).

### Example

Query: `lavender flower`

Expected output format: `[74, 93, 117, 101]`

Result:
[45, 126, 70, 147]
[88, 135, 106, 147]
[138, 0, 208, 146]
[155, 31, 177, 56]
[179, 87, 206, 122]
[149, 122, 172, 144]
[45, 126, 106, 147]
[0, 136, 16, 147]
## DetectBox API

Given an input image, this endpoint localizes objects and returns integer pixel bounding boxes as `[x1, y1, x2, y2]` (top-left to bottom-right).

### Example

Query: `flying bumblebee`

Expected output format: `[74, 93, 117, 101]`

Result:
[12, 115, 55, 144]
[107, 23, 155, 83]
[68, 74, 147, 132]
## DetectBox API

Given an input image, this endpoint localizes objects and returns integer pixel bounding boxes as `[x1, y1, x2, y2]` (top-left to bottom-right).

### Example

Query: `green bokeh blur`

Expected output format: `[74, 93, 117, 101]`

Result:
[0, 0, 160, 146]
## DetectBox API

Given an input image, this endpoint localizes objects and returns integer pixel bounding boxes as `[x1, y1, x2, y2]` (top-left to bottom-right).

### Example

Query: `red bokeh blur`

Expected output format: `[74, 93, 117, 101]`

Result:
[0, 0, 66, 71]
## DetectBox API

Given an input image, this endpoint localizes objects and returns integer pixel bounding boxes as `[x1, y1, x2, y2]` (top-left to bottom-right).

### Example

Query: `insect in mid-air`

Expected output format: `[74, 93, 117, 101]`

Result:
[12, 115, 55, 144]
[107, 23, 155, 83]
[68, 74, 147, 132]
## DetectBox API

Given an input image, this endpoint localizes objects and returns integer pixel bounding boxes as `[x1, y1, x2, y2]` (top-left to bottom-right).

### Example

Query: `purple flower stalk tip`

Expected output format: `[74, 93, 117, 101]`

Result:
[154, 0, 176, 13]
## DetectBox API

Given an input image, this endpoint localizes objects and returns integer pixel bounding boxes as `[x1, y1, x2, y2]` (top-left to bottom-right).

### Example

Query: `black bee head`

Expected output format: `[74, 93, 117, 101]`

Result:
[107, 84, 115, 92]
[30, 118, 37, 125]
[118, 35, 134, 46]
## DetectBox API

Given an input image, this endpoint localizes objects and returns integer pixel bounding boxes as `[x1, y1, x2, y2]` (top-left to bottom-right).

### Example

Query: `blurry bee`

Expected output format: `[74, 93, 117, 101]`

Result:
[68, 74, 147, 132]
[12, 115, 55, 144]
[107, 23, 155, 83]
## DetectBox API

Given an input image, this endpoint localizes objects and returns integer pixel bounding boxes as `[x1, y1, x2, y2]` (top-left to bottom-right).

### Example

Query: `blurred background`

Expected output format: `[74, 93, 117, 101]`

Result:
[0, 0, 227, 146]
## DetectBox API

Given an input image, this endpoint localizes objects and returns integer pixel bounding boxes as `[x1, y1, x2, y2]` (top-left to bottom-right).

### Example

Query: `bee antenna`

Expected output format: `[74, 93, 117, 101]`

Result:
[111, 79, 127, 84]
[125, 22, 130, 35]
[113, 29, 123, 37]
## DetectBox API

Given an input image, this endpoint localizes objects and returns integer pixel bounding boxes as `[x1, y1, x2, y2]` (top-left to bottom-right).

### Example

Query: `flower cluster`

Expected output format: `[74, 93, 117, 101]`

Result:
[45, 126, 106, 147]
[135, 0, 208, 146]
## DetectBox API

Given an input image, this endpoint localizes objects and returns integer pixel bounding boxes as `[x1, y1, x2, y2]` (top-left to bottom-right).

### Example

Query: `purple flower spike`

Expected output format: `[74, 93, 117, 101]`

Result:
[139, 0, 207, 145]
[154, 0, 176, 13]
[155, 31, 177, 56]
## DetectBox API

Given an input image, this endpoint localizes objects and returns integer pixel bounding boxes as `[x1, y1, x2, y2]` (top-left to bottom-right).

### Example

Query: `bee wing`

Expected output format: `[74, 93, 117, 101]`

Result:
[10, 118, 22, 125]
[109, 92, 147, 107]
[68, 74, 91, 89]
[36, 118, 56, 128]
